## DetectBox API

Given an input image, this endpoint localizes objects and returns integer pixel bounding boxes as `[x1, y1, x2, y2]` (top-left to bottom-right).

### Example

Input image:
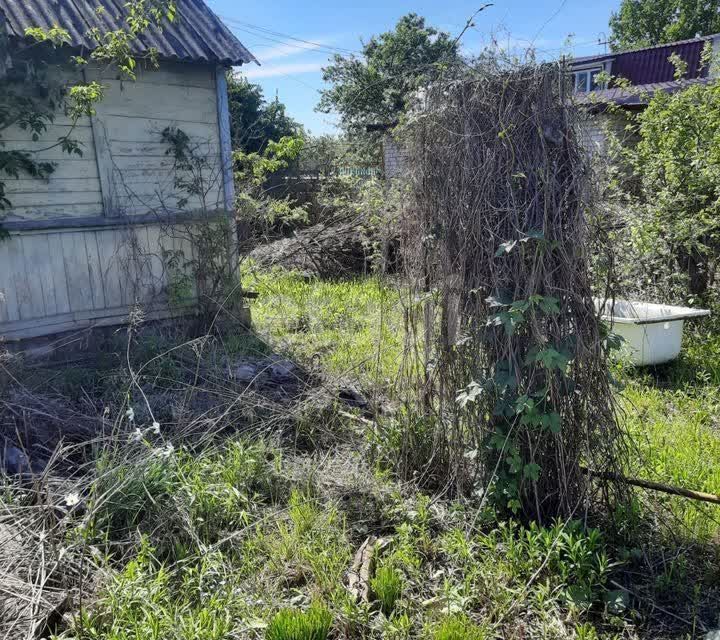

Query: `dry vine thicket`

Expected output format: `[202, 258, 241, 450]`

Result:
[400, 62, 627, 521]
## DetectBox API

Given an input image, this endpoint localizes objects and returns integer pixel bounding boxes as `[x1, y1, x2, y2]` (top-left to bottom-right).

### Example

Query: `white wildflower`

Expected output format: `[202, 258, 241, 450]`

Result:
[130, 428, 143, 443]
[125, 407, 135, 422]
[149, 421, 161, 435]
[64, 492, 80, 507]
[156, 442, 174, 458]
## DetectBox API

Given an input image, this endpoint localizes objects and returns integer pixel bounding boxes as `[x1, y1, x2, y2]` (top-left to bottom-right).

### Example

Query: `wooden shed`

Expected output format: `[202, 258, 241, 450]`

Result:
[0, 0, 256, 343]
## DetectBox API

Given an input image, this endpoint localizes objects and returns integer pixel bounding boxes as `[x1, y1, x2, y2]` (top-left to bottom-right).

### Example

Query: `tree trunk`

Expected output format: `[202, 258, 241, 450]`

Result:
[676, 247, 709, 296]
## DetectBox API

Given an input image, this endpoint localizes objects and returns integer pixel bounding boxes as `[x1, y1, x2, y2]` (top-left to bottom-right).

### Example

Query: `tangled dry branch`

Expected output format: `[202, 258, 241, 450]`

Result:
[400, 60, 628, 521]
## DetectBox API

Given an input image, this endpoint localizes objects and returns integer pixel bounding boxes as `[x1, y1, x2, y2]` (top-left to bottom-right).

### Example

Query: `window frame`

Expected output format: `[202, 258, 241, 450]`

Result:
[573, 65, 606, 93]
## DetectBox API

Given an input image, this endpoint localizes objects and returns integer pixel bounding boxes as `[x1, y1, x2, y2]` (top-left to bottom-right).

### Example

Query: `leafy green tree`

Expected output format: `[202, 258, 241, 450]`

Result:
[627, 80, 720, 296]
[317, 13, 460, 136]
[609, 0, 720, 51]
[227, 75, 301, 153]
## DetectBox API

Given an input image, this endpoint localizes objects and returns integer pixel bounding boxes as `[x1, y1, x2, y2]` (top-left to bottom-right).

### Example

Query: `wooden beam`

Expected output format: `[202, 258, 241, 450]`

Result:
[2, 210, 228, 233]
[582, 467, 720, 506]
[84, 69, 118, 217]
[215, 66, 235, 212]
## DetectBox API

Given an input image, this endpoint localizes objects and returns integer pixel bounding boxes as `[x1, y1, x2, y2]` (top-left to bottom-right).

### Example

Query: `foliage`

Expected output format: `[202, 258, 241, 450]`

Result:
[227, 74, 302, 154]
[3, 272, 720, 638]
[609, 0, 720, 51]
[371, 564, 404, 615]
[265, 605, 333, 640]
[233, 135, 309, 239]
[297, 134, 352, 177]
[159, 126, 246, 324]
[401, 63, 624, 519]
[318, 14, 460, 142]
[234, 136, 305, 186]
[619, 78, 720, 298]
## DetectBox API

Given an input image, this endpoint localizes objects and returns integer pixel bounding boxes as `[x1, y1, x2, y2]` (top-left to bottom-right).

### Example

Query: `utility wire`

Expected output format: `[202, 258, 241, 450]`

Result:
[218, 14, 361, 57]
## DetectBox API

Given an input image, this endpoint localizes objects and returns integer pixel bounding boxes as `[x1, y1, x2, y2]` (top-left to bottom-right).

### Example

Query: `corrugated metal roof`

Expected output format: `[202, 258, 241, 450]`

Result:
[575, 77, 712, 108]
[572, 33, 719, 67]
[0, 0, 257, 66]
[613, 39, 708, 85]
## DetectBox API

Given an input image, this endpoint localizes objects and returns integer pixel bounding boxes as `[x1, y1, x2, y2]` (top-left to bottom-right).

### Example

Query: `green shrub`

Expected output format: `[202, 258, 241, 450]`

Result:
[266, 604, 333, 640]
[371, 564, 403, 615]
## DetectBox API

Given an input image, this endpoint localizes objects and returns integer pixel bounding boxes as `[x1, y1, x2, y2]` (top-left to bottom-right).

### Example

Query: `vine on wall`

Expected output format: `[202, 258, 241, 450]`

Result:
[0, 1, 176, 238]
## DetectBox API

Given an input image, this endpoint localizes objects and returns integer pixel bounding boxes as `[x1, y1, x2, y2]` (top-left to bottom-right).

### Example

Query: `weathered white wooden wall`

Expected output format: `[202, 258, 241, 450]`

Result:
[579, 111, 633, 156]
[0, 62, 232, 342]
[2, 69, 104, 222]
[88, 63, 225, 216]
[0, 224, 196, 340]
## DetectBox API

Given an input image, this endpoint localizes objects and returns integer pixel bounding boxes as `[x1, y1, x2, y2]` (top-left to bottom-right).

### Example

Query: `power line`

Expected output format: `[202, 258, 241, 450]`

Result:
[228, 25, 344, 58]
[225, 17, 360, 54]
[218, 14, 361, 58]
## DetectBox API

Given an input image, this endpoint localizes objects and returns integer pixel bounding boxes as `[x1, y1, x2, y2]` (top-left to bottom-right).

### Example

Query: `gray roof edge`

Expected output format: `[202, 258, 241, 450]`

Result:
[0, 0, 256, 67]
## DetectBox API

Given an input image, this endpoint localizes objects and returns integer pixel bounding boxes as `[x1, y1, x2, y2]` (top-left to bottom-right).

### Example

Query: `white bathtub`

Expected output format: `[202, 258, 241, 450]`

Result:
[595, 299, 710, 366]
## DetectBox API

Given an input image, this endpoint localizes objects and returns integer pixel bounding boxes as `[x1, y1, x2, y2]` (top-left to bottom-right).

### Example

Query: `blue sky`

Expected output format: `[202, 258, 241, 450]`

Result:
[206, 0, 620, 135]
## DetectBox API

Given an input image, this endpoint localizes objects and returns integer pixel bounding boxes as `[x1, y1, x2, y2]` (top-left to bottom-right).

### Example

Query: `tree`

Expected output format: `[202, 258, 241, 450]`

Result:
[317, 14, 460, 136]
[227, 75, 301, 154]
[627, 80, 720, 297]
[609, 0, 720, 51]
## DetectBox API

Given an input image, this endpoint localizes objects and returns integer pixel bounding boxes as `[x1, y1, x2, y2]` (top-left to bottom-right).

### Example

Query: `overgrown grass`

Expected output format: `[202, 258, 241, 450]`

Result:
[52, 440, 643, 640]
[620, 325, 720, 539]
[4, 267, 720, 639]
[244, 265, 408, 385]
[247, 267, 720, 538]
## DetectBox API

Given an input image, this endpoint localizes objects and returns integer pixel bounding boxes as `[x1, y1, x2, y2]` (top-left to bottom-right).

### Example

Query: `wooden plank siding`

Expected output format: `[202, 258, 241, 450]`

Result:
[0, 62, 235, 342]
[0, 223, 198, 340]
[90, 65, 225, 216]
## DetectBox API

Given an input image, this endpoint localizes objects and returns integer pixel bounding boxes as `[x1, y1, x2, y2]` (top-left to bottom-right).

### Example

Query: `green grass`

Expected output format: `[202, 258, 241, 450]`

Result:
[266, 605, 333, 640]
[246, 266, 720, 539]
[431, 615, 488, 640]
[370, 564, 403, 615]
[59, 441, 639, 640]
[9, 267, 719, 639]
[620, 326, 720, 539]
[244, 265, 408, 385]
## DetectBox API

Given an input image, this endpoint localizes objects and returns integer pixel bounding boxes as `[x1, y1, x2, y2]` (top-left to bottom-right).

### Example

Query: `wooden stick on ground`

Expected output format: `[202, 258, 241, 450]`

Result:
[347, 536, 390, 603]
[582, 467, 720, 506]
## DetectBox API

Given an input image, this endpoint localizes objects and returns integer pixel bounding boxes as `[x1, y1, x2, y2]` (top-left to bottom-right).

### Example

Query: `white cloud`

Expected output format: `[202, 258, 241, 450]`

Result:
[241, 62, 325, 79]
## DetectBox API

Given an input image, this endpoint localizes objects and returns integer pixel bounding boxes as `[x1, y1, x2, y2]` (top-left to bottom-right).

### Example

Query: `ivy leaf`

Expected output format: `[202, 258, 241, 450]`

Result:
[489, 432, 508, 451]
[523, 463, 541, 481]
[506, 453, 523, 474]
[565, 585, 593, 610]
[538, 296, 560, 315]
[456, 381, 484, 409]
[546, 412, 562, 433]
[521, 229, 545, 241]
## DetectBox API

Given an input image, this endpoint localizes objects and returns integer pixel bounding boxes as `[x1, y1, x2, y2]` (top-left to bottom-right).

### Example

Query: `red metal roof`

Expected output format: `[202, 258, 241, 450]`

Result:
[614, 40, 708, 84]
